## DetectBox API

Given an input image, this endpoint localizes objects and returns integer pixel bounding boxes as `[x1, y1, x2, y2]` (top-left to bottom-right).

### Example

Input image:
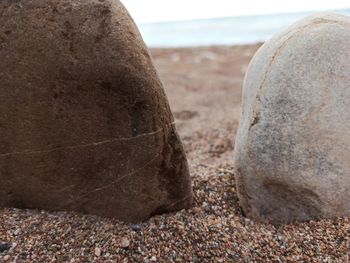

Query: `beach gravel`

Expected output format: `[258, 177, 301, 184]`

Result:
[1, 45, 349, 262]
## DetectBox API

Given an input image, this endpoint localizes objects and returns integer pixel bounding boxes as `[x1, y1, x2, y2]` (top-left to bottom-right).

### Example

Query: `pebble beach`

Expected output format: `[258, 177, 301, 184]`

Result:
[1, 44, 349, 262]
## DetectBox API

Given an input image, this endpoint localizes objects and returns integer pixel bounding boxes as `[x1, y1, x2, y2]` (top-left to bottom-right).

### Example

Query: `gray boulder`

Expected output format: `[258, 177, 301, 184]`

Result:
[234, 13, 350, 223]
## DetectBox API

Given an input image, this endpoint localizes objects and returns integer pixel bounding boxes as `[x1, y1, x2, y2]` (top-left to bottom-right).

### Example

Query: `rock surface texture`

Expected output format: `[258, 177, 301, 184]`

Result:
[234, 13, 350, 223]
[0, 0, 192, 222]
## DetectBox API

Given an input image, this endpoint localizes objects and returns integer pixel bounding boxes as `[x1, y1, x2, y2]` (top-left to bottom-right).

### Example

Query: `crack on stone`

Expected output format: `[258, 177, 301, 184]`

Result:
[0, 122, 175, 158]
[57, 151, 162, 210]
[249, 110, 260, 129]
[248, 18, 337, 131]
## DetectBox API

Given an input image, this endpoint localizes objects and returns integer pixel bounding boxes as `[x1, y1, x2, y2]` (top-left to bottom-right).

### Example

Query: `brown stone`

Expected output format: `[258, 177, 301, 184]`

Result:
[0, 0, 192, 222]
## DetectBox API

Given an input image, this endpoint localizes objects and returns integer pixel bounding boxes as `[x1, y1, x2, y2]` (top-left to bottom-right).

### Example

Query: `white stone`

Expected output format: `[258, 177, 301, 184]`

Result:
[234, 13, 350, 223]
[120, 237, 130, 248]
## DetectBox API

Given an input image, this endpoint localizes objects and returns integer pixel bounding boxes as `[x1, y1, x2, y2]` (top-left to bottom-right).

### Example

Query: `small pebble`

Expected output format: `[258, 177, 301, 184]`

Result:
[0, 242, 10, 252]
[3, 255, 10, 261]
[129, 224, 142, 231]
[11, 242, 17, 250]
[94, 247, 102, 257]
[193, 256, 200, 263]
[120, 237, 130, 248]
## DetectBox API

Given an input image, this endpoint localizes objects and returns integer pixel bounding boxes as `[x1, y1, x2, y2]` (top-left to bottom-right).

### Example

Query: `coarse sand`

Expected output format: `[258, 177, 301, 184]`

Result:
[0, 44, 349, 262]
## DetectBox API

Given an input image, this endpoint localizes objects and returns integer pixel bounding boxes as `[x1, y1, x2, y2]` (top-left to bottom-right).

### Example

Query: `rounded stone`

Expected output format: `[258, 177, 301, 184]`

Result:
[0, 0, 192, 222]
[234, 13, 350, 223]
[0, 242, 10, 252]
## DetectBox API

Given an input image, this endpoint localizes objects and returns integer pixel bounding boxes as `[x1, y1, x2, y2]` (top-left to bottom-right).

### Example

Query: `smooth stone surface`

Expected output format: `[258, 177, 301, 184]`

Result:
[234, 13, 350, 223]
[0, 0, 192, 222]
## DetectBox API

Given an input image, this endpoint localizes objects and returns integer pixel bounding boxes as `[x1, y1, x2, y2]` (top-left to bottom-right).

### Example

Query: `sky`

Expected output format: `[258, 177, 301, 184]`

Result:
[121, 0, 350, 24]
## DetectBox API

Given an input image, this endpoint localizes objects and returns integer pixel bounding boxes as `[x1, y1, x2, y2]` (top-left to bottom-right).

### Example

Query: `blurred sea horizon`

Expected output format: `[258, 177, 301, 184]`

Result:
[138, 9, 350, 48]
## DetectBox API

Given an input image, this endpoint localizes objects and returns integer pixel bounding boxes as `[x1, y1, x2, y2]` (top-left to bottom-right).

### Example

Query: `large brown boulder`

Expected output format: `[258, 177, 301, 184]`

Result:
[0, 0, 192, 222]
[234, 13, 350, 223]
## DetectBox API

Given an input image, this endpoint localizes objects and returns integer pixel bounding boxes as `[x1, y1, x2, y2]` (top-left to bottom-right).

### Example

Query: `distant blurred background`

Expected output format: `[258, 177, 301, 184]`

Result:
[121, 0, 350, 47]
